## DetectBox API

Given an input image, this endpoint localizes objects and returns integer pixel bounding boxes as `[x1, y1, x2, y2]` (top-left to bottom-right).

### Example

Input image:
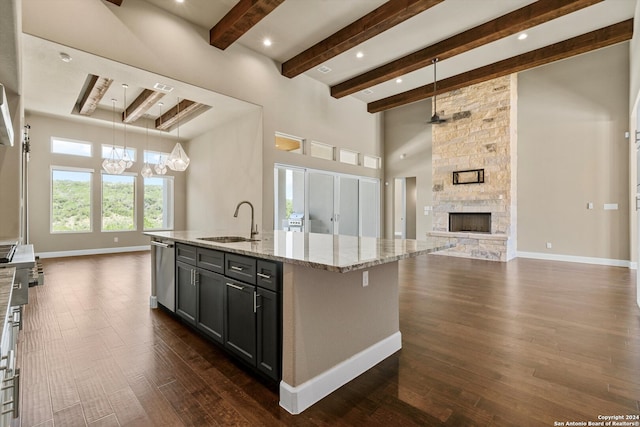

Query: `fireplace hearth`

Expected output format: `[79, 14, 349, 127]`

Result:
[449, 213, 491, 233]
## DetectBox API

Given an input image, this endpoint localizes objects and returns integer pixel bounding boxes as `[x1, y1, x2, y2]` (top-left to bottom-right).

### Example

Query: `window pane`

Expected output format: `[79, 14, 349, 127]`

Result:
[275, 133, 304, 154]
[51, 138, 92, 157]
[339, 149, 359, 165]
[102, 145, 136, 161]
[363, 155, 381, 169]
[102, 174, 136, 231]
[51, 169, 92, 232]
[144, 150, 170, 165]
[310, 141, 334, 160]
[144, 177, 174, 230]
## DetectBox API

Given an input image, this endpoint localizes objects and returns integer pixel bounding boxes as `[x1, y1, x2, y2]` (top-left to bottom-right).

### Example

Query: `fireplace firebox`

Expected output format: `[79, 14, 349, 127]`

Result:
[449, 213, 491, 233]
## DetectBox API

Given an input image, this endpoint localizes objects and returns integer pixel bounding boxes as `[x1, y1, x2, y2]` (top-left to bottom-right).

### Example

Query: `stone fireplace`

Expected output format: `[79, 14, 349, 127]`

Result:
[428, 74, 517, 262]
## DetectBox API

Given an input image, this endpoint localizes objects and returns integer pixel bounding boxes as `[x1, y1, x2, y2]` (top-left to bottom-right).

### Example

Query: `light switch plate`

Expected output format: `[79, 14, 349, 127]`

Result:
[604, 203, 618, 210]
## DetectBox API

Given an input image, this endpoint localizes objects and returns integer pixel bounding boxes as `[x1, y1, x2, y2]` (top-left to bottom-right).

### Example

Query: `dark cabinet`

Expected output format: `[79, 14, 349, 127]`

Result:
[256, 287, 279, 381]
[174, 243, 281, 381]
[197, 269, 225, 344]
[224, 279, 257, 365]
[176, 261, 196, 324]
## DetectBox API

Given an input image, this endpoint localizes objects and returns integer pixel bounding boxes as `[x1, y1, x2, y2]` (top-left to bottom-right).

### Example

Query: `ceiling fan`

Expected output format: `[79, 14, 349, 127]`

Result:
[428, 57, 448, 124]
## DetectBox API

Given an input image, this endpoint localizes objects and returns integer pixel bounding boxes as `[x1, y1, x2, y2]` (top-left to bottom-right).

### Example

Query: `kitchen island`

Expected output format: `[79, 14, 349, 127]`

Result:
[145, 230, 452, 414]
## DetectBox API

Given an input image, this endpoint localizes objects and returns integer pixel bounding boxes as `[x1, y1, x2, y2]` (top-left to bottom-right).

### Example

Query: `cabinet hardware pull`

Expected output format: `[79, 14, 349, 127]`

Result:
[253, 292, 257, 313]
[230, 265, 244, 271]
[255, 293, 262, 310]
[151, 241, 173, 248]
[226, 282, 244, 291]
[1, 369, 18, 417]
[194, 271, 199, 286]
[190, 269, 194, 285]
[256, 272, 271, 279]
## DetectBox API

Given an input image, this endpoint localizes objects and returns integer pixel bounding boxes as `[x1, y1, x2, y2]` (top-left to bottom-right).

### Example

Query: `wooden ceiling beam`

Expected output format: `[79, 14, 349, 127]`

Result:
[367, 19, 633, 113]
[155, 99, 209, 131]
[105, 0, 123, 6]
[122, 89, 165, 124]
[210, 0, 285, 50]
[332, 0, 603, 99]
[76, 74, 113, 116]
[281, 0, 443, 78]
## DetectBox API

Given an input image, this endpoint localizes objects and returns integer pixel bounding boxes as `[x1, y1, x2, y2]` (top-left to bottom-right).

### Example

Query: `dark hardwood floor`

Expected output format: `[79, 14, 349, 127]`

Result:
[19, 252, 640, 426]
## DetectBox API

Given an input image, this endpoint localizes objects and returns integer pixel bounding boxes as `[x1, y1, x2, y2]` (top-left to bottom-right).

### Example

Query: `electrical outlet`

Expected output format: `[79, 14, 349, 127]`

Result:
[587, 202, 593, 210]
[114, 237, 119, 243]
[546, 242, 552, 249]
[362, 271, 369, 287]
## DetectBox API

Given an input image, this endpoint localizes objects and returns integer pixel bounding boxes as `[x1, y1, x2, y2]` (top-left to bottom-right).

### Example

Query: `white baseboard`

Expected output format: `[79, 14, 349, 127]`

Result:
[279, 331, 401, 415]
[37, 245, 150, 259]
[517, 251, 632, 268]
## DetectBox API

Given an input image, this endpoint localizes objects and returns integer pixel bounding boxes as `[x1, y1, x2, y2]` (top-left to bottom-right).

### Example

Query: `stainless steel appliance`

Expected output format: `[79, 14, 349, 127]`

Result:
[287, 212, 304, 232]
[0, 242, 34, 307]
[151, 239, 175, 312]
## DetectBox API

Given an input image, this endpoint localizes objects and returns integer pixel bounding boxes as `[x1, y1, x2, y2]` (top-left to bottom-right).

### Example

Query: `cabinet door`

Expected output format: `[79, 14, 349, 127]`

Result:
[176, 261, 196, 324]
[197, 269, 224, 344]
[224, 279, 256, 366]
[256, 288, 280, 381]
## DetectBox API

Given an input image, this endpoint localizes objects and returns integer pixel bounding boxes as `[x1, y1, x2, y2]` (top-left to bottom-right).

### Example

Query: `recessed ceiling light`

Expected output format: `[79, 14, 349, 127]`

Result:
[263, 38, 272, 47]
[396, 78, 403, 84]
[356, 51, 364, 59]
[59, 52, 72, 63]
[176, 0, 184, 3]
[518, 33, 528, 40]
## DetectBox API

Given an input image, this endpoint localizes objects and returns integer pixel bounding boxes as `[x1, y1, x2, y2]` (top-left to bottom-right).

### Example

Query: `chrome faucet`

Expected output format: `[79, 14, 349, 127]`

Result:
[233, 201, 259, 239]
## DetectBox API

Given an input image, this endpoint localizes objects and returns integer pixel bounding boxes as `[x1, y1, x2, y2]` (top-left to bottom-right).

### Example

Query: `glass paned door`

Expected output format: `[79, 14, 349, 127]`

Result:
[307, 171, 335, 234]
[337, 177, 359, 236]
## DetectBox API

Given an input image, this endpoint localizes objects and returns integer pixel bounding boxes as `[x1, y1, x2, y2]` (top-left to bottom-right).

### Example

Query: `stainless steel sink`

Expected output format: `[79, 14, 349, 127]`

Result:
[198, 236, 259, 243]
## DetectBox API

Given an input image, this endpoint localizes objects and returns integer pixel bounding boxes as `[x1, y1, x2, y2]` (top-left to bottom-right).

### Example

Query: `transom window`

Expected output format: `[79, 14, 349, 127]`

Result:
[51, 137, 92, 157]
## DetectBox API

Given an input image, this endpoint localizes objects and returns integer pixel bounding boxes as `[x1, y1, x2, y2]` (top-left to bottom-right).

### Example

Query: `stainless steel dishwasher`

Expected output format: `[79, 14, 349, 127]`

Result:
[151, 239, 175, 312]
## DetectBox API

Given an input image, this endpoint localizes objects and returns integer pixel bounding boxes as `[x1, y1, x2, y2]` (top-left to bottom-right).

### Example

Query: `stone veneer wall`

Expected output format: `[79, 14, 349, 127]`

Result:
[429, 74, 517, 261]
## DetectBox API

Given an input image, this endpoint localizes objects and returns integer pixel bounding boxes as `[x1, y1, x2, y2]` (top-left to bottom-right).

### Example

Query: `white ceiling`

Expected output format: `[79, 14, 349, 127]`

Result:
[22, 0, 636, 139]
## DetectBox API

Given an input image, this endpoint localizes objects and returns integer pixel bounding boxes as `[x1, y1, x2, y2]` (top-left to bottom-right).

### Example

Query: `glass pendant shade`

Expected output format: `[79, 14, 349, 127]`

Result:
[119, 150, 134, 169]
[141, 163, 153, 178]
[154, 157, 167, 175]
[166, 142, 190, 171]
[102, 146, 125, 175]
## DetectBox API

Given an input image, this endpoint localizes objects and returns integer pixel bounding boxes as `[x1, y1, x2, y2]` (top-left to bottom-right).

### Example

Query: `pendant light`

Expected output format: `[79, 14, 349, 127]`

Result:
[140, 113, 153, 178]
[166, 98, 190, 172]
[428, 58, 447, 124]
[103, 98, 125, 174]
[119, 84, 134, 170]
[154, 102, 167, 176]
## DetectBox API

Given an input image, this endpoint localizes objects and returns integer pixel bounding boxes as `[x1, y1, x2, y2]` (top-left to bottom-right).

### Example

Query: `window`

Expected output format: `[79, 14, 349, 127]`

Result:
[275, 132, 304, 154]
[144, 150, 170, 165]
[51, 137, 92, 157]
[363, 155, 381, 169]
[144, 176, 174, 230]
[102, 174, 136, 231]
[339, 148, 359, 165]
[310, 141, 334, 160]
[102, 145, 136, 162]
[51, 168, 93, 233]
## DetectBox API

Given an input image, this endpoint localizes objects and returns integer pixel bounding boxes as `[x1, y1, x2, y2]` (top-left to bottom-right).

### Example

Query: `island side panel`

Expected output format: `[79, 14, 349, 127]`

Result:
[282, 261, 400, 387]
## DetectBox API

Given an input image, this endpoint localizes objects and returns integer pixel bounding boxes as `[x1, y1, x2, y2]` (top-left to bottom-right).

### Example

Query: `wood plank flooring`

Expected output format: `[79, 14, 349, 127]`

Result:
[18, 252, 640, 426]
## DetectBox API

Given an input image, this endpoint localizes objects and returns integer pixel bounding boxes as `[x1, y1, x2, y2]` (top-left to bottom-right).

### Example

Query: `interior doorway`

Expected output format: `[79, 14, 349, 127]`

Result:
[394, 177, 416, 239]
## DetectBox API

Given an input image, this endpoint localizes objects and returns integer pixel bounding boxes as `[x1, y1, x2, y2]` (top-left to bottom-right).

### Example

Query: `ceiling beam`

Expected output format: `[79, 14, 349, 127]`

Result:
[281, 0, 443, 78]
[210, 0, 285, 50]
[332, 0, 603, 99]
[105, 0, 123, 6]
[76, 74, 113, 116]
[122, 89, 166, 124]
[155, 99, 209, 131]
[367, 19, 633, 113]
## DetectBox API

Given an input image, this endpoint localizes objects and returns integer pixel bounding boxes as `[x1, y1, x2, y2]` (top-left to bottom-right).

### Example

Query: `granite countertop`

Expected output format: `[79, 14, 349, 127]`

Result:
[145, 230, 454, 273]
[0, 268, 15, 339]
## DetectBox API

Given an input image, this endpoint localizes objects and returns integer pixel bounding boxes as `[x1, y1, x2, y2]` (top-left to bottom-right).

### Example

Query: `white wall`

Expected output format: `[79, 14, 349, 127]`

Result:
[22, 0, 380, 233]
[518, 43, 630, 261]
[185, 109, 263, 235]
[382, 100, 433, 240]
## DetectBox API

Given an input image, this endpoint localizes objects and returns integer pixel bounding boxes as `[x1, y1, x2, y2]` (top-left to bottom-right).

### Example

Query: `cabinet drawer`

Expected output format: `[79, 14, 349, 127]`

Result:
[225, 254, 256, 284]
[197, 247, 224, 273]
[176, 243, 197, 265]
[256, 260, 281, 292]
